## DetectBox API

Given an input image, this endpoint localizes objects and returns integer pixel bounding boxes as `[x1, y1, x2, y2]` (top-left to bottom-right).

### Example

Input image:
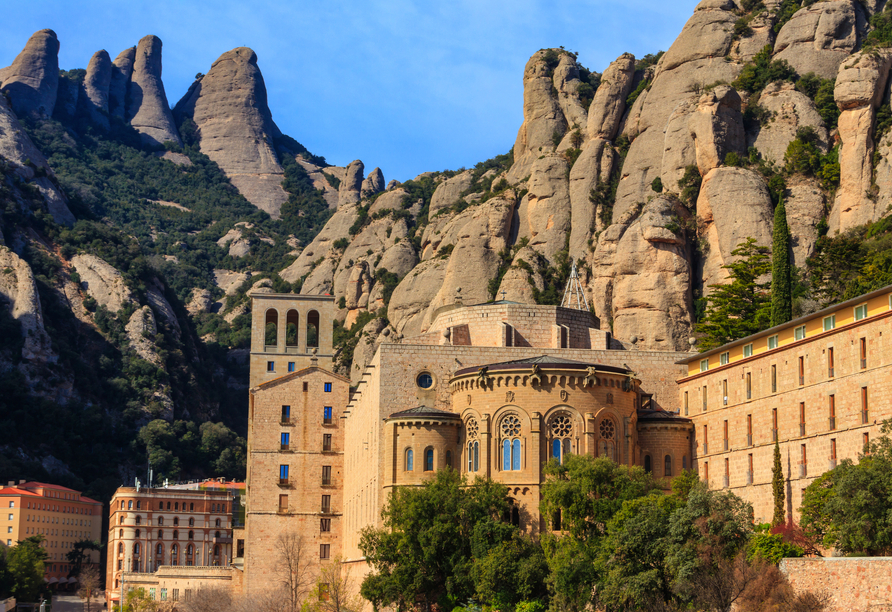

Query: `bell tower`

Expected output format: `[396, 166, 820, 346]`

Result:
[248, 292, 336, 388]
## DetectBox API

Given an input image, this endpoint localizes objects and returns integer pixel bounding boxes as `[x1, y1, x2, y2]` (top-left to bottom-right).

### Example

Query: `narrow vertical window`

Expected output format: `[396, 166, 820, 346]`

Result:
[281, 406, 290, 422]
[405, 449, 414, 472]
[800, 402, 806, 437]
[473, 441, 479, 472]
[772, 408, 778, 442]
[828, 347, 834, 378]
[468, 443, 473, 472]
[280, 432, 289, 451]
[745, 372, 751, 400]
[287, 362, 295, 373]
[771, 365, 776, 393]
[644, 455, 652, 473]
[746, 414, 753, 446]
[502, 439, 510, 471]
[664, 455, 672, 477]
[798, 357, 804, 386]
[860, 338, 867, 369]
[703, 424, 708, 454]
[445, 450, 452, 468]
[279, 465, 289, 485]
[684, 391, 689, 416]
[323, 406, 333, 424]
[424, 448, 434, 472]
[861, 387, 869, 424]
[323, 434, 332, 451]
[724, 458, 729, 487]
[324, 382, 332, 392]
[864, 432, 870, 452]
[512, 439, 521, 471]
[702, 386, 707, 412]
[552, 439, 561, 462]
[322, 466, 332, 485]
[830, 439, 837, 461]
[704, 461, 709, 482]
[723, 420, 729, 451]
[722, 380, 728, 405]
[829, 395, 836, 430]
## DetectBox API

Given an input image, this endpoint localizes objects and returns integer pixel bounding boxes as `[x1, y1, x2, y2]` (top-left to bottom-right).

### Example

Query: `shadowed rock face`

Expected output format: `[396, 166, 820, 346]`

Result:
[1, 29, 60, 118]
[127, 35, 182, 147]
[174, 46, 290, 217]
[82, 50, 112, 130]
[108, 47, 135, 119]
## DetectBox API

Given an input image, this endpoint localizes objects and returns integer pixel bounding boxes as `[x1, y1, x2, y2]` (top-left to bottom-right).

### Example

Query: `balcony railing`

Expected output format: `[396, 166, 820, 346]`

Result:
[278, 478, 290, 487]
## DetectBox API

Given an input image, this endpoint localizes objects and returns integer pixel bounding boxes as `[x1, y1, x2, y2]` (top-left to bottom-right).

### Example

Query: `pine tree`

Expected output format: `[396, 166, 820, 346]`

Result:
[697, 238, 771, 349]
[772, 440, 786, 527]
[771, 197, 792, 326]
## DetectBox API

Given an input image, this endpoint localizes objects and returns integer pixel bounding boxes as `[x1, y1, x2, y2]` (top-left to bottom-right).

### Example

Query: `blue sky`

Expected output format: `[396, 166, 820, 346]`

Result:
[1, 1, 694, 182]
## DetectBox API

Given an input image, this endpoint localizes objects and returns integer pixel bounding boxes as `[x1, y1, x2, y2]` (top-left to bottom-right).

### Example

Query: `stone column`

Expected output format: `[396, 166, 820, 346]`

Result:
[278, 309, 287, 353]
[585, 412, 595, 456]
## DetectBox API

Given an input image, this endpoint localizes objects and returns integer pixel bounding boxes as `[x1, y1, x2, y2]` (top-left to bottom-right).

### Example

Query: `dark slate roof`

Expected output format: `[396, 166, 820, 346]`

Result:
[387, 405, 461, 420]
[637, 408, 692, 423]
[455, 355, 632, 376]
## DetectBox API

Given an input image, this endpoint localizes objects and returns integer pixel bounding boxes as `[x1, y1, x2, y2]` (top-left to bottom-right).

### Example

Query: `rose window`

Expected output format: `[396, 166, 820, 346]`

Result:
[466, 418, 479, 439]
[500, 415, 521, 438]
[599, 419, 615, 440]
[550, 415, 572, 438]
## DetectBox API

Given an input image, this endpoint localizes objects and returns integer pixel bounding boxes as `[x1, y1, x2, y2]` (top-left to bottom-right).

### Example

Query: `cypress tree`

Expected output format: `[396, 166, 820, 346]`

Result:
[772, 440, 785, 527]
[771, 197, 793, 326]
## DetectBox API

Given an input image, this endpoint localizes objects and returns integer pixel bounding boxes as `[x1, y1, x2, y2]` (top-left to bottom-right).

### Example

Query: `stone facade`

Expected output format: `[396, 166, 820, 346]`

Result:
[677, 287, 892, 524]
[119, 564, 243, 604]
[243, 364, 350, 596]
[781, 557, 892, 612]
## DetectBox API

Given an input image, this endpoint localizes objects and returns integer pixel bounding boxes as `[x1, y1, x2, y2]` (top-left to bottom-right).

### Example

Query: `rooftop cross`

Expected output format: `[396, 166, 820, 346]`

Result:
[561, 261, 590, 312]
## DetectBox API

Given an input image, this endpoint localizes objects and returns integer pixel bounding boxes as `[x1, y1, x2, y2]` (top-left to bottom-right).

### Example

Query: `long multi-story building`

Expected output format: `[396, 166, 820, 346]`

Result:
[104, 486, 235, 608]
[677, 285, 892, 523]
[0, 481, 102, 587]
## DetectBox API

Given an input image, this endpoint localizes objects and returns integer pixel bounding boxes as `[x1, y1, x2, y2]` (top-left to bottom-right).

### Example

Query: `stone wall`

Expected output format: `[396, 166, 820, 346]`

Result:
[679, 307, 892, 523]
[637, 420, 695, 483]
[781, 557, 892, 612]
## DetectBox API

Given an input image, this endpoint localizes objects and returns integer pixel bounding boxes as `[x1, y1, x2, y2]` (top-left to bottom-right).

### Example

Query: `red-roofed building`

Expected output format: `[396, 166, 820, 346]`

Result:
[0, 480, 103, 588]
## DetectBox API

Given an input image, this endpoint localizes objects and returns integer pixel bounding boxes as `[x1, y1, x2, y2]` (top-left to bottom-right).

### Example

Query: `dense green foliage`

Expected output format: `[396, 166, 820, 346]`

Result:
[358, 469, 547, 612]
[137, 419, 246, 481]
[0, 536, 49, 602]
[733, 46, 797, 94]
[697, 239, 771, 349]
[863, 4, 892, 49]
[770, 199, 792, 326]
[800, 419, 892, 555]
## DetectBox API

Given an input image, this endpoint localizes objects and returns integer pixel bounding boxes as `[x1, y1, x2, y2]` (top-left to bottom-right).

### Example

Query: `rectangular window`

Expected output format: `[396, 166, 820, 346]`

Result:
[854, 303, 868, 321]
[720, 351, 729, 366]
[288, 362, 295, 373]
[767, 335, 779, 350]
[322, 466, 332, 486]
[743, 344, 753, 358]
[746, 372, 752, 400]
[864, 432, 870, 451]
[794, 325, 806, 341]
[722, 380, 728, 406]
[704, 461, 709, 482]
[702, 386, 707, 412]
[801, 444, 807, 465]
[684, 392, 689, 416]
[772, 408, 778, 442]
[723, 420, 729, 451]
[703, 424, 708, 454]
[828, 347, 835, 378]
[798, 356, 805, 386]
[700, 358, 709, 373]
[829, 395, 836, 430]
[862, 387, 869, 424]
[280, 432, 290, 451]
[323, 406, 333, 425]
[800, 402, 806, 436]
[319, 584, 330, 602]
[321, 495, 331, 513]
[278, 495, 288, 511]
[281, 406, 291, 422]
[771, 364, 777, 393]
[8, 502, 13, 509]
[161, 589, 167, 602]
[173, 589, 179, 602]
[323, 434, 332, 452]
[748, 453, 753, 474]
[831, 439, 837, 461]
[823, 315, 835, 331]
[279, 465, 289, 485]
[150, 588, 156, 600]
[324, 382, 332, 392]
[747, 414, 753, 446]
[860, 337, 867, 369]
[321, 518, 331, 533]
[303, 381, 308, 392]
[267, 361, 275, 372]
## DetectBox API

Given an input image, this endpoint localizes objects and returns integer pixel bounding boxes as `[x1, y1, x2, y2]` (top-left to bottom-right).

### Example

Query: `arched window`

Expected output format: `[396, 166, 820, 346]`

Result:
[599, 418, 617, 461]
[682, 455, 688, 470]
[644, 455, 652, 473]
[119, 516, 123, 525]
[665, 455, 672, 477]
[120, 501, 125, 510]
[405, 448, 414, 471]
[135, 529, 140, 538]
[187, 544, 193, 555]
[167, 502, 171, 510]
[286, 310, 299, 347]
[473, 441, 479, 471]
[189, 517, 194, 527]
[156, 543, 163, 555]
[171, 544, 178, 566]
[135, 516, 141, 525]
[158, 502, 163, 510]
[173, 530, 179, 540]
[550, 415, 573, 464]
[445, 450, 452, 469]
[215, 531, 221, 539]
[173, 517, 179, 526]
[424, 448, 434, 472]
[158, 530, 163, 539]
[188, 531, 194, 540]
[133, 542, 140, 556]
[119, 529, 123, 538]
[128, 500, 133, 510]
[511, 506, 520, 527]
[136, 501, 141, 510]
[215, 519, 221, 528]
[307, 310, 320, 348]
[501, 415, 522, 471]
[174, 503, 179, 511]
[158, 517, 164, 526]
[118, 543, 123, 554]
[190, 503, 194, 511]
[265, 309, 278, 347]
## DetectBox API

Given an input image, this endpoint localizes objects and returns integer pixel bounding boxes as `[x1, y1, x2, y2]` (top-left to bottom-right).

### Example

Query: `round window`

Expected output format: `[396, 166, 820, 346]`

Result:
[417, 372, 434, 389]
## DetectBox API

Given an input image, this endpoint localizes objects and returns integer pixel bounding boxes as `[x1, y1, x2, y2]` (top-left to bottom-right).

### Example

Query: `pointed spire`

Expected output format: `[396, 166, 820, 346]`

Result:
[561, 261, 589, 311]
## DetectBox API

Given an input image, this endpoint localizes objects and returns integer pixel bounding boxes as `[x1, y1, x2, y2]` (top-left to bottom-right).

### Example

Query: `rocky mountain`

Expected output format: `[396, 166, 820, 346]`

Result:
[4, 0, 892, 496]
